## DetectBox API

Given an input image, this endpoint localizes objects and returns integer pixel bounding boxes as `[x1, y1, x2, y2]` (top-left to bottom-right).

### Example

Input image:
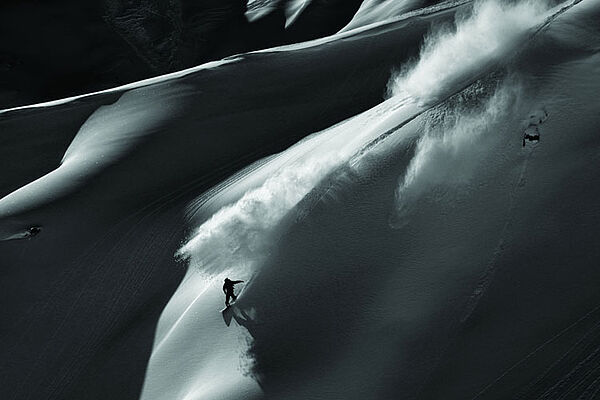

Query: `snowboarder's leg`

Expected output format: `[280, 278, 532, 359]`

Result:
[226, 293, 232, 306]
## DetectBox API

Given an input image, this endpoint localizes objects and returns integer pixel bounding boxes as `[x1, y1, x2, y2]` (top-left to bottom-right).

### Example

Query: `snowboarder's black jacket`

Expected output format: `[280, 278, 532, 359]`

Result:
[223, 279, 243, 293]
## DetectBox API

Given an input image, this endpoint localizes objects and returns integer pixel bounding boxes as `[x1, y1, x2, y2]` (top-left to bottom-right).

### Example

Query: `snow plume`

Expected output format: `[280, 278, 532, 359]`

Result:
[393, 77, 522, 223]
[388, 0, 548, 104]
[176, 94, 421, 277]
[177, 153, 344, 276]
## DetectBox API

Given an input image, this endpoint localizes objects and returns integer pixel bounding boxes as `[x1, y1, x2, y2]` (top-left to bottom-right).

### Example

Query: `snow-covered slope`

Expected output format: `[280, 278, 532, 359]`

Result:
[0, 2, 463, 399]
[2, 0, 600, 399]
[142, 0, 600, 399]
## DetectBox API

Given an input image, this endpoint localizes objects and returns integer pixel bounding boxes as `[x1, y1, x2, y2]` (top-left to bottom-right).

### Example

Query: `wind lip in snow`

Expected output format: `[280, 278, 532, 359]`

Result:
[0, 57, 243, 115]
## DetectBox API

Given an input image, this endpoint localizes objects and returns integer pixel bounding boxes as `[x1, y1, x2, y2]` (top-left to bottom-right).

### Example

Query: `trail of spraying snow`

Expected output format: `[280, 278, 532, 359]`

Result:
[393, 78, 523, 223]
[388, 0, 549, 103]
[176, 95, 419, 278]
[386, 0, 571, 219]
[177, 153, 345, 274]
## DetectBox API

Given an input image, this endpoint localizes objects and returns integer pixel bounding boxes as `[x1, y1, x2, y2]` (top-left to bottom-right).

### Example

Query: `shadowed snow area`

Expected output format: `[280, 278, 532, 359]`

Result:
[2, 0, 600, 399]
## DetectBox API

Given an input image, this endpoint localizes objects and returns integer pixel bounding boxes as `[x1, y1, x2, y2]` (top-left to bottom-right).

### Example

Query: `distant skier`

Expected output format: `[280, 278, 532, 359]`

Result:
[25, 226, 41, 238]
[223, 278, 244, 307]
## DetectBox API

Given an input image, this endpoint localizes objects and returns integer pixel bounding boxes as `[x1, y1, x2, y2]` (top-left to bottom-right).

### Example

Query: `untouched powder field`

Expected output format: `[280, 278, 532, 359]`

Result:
[2, 1, 600, 399]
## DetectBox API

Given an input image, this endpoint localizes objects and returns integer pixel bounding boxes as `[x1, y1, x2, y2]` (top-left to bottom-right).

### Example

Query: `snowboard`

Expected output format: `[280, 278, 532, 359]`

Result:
[220, 303, 234, 313]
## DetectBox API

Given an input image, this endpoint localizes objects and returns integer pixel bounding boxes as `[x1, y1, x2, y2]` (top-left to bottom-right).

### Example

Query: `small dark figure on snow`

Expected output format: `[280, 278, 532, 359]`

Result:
[25, 226, 41, 238]
[223, 278, 244, 307]
[523, 124, 540, 147]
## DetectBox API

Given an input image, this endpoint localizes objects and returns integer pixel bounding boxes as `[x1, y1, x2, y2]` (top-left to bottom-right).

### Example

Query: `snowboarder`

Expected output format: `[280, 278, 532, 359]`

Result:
[223, 278, 244, 307]
[523, 108, 547, 147]
[523, 124, 540, 147]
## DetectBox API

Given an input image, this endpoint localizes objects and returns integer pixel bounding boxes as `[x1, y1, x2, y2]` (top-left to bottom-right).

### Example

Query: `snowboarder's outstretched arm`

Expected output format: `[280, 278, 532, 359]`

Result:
[232, 280, 244, 285]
